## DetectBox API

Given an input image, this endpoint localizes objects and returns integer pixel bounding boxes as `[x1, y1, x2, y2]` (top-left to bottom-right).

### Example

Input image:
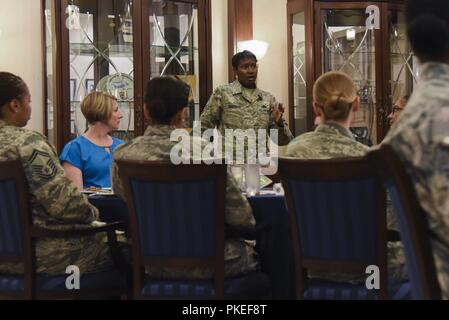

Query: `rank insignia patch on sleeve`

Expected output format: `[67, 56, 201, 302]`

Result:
[28, 150, 58, 180]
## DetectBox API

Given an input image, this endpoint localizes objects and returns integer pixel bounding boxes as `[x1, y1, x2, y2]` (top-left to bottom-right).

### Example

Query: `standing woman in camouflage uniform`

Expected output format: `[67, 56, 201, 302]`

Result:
[200, 50, 293, 147]
[112, 76, 260, 279]
[383, 0, 449, 298]
[0, 72, 119, 275]
[286, 71, 408, 283]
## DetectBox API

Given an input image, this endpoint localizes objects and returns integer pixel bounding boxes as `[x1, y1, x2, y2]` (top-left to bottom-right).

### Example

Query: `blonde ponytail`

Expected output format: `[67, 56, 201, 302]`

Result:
[313, 71, 357, 122]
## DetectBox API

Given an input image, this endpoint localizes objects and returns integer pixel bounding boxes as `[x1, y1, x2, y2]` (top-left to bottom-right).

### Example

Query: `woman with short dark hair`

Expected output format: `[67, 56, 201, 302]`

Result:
[112, 76, 260, 279]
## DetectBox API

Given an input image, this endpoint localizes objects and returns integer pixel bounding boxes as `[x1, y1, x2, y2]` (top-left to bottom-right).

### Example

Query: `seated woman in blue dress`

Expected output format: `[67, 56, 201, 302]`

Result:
[60, 92, 124, 189]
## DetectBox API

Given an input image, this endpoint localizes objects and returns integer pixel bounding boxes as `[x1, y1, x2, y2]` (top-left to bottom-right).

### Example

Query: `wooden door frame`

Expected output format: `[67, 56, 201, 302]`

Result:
[379, 2, 406, 140]
[287, 0, 314, 135]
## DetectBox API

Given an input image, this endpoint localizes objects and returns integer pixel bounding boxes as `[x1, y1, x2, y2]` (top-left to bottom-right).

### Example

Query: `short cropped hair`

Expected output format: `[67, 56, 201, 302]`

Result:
[406, 0, 449, 61]
[232, 50, 257, 69]
[80, 91, 117, 124]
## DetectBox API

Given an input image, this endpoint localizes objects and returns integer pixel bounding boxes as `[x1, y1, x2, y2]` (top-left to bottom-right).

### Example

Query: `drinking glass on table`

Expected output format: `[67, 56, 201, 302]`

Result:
[245, 164, 260, 196]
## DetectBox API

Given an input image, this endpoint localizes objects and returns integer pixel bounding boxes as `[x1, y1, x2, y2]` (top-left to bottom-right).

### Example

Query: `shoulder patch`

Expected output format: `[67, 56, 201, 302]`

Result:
[28, 150, 57, 180]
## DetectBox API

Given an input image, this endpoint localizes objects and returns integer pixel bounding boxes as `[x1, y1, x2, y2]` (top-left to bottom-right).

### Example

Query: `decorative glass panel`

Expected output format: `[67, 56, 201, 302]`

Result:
[67, 0, 135, 141]
[149, 0, 199, 127]
[389, 10, 418, 106]
[321, 10, 376, 145]
[291, 11, 307, 135]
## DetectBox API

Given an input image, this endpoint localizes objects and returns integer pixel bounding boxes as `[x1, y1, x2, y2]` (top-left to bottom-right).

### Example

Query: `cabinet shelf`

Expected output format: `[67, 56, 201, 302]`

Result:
[68, 43, 198, 58]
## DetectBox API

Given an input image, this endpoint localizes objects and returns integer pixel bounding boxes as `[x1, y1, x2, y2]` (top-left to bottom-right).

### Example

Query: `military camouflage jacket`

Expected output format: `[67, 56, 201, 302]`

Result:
[285, 122, 408, 283]
[200, 80, 293, 146]
[112, 124, 259, 278]
[285, 122, 368, 158]
[0, 120, 114, 275]
[383, 62, 449, 298]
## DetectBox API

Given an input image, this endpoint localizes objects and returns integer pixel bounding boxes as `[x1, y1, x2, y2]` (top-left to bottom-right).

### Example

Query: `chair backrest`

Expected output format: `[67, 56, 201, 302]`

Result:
[367, 144, 441, 299]
[116, 160, 227, 299]
[278, 157, 388, 299]
[0, 159, 34, 298]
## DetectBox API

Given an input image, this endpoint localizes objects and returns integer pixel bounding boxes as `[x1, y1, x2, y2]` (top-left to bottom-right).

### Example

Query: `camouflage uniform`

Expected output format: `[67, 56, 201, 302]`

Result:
[0, 120, 116, 275]
[200, 81, 294, 154]
[286, 122, 408, 283]
[383, 62, 449, 299]
[112, 124, 260, 279]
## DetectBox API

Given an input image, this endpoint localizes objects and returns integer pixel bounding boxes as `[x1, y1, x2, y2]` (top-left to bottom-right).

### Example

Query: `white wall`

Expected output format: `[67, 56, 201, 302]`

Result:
[0, 0, 43, 133]
[211, 0, 229, 89]
[253, 0, 289, 123]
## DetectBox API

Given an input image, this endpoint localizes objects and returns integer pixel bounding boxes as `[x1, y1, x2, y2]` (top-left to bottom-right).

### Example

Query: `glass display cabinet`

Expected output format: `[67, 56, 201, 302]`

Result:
[43, 0, 212, 151]
[287, 0, 418, 144]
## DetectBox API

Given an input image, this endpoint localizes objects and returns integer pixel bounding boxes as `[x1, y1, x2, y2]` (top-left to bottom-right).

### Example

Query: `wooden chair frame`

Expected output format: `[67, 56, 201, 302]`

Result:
[278, 156, 389, 299]
[116, 160, 227, 299]
[0, 160, 129, 300]
[367, 144, 441, 299]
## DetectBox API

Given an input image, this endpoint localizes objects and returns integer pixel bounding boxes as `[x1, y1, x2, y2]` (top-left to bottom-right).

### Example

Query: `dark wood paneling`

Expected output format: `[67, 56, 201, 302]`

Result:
[287, 0, 315, 134]
[134, 0, 145, 136]
[198, 0, 213, 113]
[228, 0, 253, 82]
[41, 0, 47, 136]
[60, 0, 72, 148]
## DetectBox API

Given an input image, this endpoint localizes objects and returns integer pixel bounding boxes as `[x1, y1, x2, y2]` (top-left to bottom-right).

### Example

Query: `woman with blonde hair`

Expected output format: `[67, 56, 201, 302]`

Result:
[286, 71, 366, 159]
[60, 91, 124, 189]
[285, 71, 408, 284]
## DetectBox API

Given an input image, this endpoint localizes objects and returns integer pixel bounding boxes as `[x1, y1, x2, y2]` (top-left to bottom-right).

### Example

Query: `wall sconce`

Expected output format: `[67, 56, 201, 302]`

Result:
[237, 40, 269, 60]
[346, 29, 356, 41]
[65, 4, 81, 30]
[0, 29, 2, 39]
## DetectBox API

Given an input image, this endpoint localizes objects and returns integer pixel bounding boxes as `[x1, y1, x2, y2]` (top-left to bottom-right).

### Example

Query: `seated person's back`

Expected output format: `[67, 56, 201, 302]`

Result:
[60, 92, 124, 190]
[286, 71, 408, 283]
[112, 76, 259, 279]
[0, 72, 120, 275]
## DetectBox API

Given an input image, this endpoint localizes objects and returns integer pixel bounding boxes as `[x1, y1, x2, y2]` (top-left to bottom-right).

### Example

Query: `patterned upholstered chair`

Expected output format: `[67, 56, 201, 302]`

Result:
[116, 160, 271, 299]
[0, 160, 129, 299]
[278, 156, 411, 300]
[367, 144, 441, 299]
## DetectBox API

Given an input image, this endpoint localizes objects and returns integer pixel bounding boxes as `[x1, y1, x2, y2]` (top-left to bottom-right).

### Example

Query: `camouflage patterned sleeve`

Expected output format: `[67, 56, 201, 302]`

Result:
[18, 132, 98, 223]
[225, 167, 255, 229]
[270, 120, 294, 146]
[267, 95, 294, 146]
[200, 87, 222, 131]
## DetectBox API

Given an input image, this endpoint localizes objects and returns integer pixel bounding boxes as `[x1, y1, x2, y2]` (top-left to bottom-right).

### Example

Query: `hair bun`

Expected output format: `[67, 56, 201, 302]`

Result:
[323, 94, 352, 120]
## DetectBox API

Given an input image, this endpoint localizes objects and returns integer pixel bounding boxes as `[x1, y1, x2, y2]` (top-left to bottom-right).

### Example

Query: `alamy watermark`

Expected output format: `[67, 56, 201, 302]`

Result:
[169, 121, 279, 175]
[65, 265, 80, 290]
[365, 265, 380, 290]
[366, 5, 380, 30]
